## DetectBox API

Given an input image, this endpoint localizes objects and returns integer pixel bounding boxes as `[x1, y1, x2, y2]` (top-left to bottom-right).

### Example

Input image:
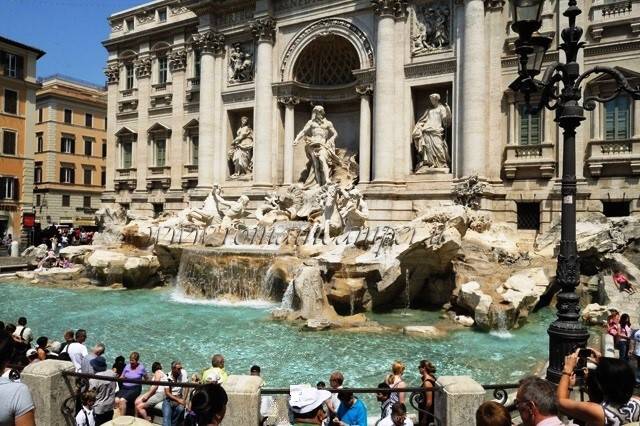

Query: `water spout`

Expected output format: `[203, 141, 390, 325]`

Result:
[490, 309, 513, 339]
[280, 280, 295, 311]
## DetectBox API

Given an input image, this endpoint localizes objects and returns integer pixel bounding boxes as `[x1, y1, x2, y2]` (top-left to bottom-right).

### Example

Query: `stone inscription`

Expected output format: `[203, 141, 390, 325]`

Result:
[274, 0, 332, 12]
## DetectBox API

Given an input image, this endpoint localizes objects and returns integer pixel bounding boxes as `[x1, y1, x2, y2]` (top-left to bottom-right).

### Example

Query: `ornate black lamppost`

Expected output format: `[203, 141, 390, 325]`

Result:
[509, 0, 640, 383]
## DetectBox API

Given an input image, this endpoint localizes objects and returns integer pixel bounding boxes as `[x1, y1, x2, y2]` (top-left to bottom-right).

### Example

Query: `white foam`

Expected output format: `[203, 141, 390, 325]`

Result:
[489, 330, 514, 339]
[168, 288, 275, 309]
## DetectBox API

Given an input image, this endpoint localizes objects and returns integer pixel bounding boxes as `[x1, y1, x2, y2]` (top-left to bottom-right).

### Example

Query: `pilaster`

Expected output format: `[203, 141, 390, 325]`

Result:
[169, 48, 187, 192]
[278, 96, 299, 185]
[134, 55, 152, 193]
[104, 61, 119, 194]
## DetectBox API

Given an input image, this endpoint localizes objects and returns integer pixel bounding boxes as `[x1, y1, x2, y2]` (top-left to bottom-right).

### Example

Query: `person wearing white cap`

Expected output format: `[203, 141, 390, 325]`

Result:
[289, 387, 332, 424]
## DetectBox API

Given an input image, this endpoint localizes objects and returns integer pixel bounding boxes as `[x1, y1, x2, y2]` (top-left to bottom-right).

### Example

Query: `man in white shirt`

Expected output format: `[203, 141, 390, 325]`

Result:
[377, 402, 414, 426]
[162, 360, 188, 426]
[66, 329, 88, 372]
[13, 317, 33, 346]
[516, 376, 564, 426]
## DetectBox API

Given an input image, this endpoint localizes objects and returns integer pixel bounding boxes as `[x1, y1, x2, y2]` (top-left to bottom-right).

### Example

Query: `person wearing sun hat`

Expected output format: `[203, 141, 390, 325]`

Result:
[289, 386, 332, 424]
[89, 356, 117, 425]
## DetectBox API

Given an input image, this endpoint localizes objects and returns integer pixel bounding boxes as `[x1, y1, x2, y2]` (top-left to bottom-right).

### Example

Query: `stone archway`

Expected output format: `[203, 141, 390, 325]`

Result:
[280, 18, 374, 82]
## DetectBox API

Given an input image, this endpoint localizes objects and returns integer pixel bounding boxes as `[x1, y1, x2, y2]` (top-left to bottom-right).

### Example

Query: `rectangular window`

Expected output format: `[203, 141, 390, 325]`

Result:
[517, 202, 541, 231]
[64, 109, 72, 124]
[122, 142, 133, 169]
[38, 108, 43, 123]
[61, 136, 75, 154]
[84, 139, 92, 156]
[191, 135, 199, 164]
[85, 113, 93, 128]
[2, 130, 16, 155]
[519, 106, 541, 145]
[34, 167, 42, 184]
[62, 194, 70, 207]
[37, 135, 43, 153]
[0, 177, 17, 200]
[154, 139, 166, 167]
[60, 167, 75, 184]
[35, 194, 41, 207]
[101, 170, 106, 186]
[602, 201, 630, 217]
[158, 7, 167, 22]
[125, 64, 134, 90]
[158, 57, 168, 84]
[102, 142, 107, 158]
[4, 89, 17, 114]
[5, 53, 17, 78]
[194, 50, 201, 79]
[605, 96, 631, 141]
[125, 18, 134, 32]
[83, 169, 92, 185]
[83, 196, 91, 208]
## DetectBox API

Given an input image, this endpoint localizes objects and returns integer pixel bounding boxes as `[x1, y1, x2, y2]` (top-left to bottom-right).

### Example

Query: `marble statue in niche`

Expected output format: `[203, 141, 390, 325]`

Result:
[293, 105, 342, 187]
[228, 116, 254, 178]
[228, 43, 254, 83]
[411, 3, 451, 56]
[412, 93, 451, 172]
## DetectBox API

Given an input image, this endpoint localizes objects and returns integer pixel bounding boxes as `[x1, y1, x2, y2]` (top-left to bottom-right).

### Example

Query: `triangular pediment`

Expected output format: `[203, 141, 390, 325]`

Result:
[114, 126, 136, 137]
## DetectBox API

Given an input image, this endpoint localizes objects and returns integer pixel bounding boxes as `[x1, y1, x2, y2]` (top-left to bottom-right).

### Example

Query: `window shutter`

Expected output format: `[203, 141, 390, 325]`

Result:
[60, 168, 64, 183]
[605, 103, 615, 141]
[0, 179, 5, 199]
[71, 168, 75, 184]
[530, 112, 540, 145]
[12, 178, 18, 201]
[71, 139, 75, 154]
[15, 55, 24, 79]
[519, 107, 529, 146]
[0, 51, 6, 74]
[616, 99, 630, 140]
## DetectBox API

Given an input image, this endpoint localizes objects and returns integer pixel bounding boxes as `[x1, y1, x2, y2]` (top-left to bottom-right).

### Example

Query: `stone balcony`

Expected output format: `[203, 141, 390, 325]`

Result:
[588, 0, 640, 40]
[147, 166, 171, 189]
[503, 143, 556, 179]
[586, 138, 640, 176]
[114, 168, 136, 189]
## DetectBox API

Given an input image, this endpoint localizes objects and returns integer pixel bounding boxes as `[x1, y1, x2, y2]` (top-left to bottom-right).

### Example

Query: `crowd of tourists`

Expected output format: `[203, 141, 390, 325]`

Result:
[2, 315, 640, 426]
[39, 225, 95, 253]
[607, 309, 640, 375]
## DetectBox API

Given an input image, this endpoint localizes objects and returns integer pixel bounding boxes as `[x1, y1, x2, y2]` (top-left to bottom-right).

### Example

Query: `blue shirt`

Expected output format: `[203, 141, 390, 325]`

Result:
[336, 398, 367, 426]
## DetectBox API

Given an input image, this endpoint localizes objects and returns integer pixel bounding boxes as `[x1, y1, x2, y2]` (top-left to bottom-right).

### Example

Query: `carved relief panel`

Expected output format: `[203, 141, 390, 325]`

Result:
[409, 0, 452, 57]
[228, 41, 254, 84]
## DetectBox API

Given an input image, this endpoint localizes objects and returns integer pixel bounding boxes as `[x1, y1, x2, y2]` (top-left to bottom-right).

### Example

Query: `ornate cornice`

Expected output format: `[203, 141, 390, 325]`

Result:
[371, 0, 408, 19]
[134, 57, 152, 78]
[104, 63, 120, 84]
[584, 40, 640, 57]
[404, 58, 456, 79]
[192, 30, 226, 55]
[169, 49, 188, 72]
[277, 95, 300, 106]
[355, 84, 374, 96]
[250, 16, 277, 43]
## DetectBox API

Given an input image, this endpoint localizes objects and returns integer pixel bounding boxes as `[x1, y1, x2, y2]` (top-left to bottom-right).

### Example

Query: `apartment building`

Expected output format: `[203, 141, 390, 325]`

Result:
[0, 36, 44, 241]
[35, 75, 107, 227]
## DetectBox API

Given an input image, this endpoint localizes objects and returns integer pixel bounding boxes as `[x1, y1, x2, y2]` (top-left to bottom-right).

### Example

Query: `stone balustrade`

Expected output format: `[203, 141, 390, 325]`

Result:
[588, 0, 640, 40]
[586, 138, 640, 176]
[503, 143, 556, 179]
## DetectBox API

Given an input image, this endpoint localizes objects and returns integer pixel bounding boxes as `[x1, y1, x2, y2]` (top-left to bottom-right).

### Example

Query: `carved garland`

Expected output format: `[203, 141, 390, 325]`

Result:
[134, 57, 152, 78]
[280, 18, 375, 81]
[104, 63, 120, 84]
[169, 49, 188, 72]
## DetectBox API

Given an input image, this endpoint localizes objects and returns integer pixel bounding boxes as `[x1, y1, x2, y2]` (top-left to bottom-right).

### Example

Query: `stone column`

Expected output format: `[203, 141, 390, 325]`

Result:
[506, 91, 516, 145]
[21, 360, 75, 426]
[434, 376, 486, 426]
[371, 1, 405, 183]
[169, 48, 187, 191]
[279, 96, 299, 184]
[251, 17, 277, 187]
[214, 52, 227, 183]
[357, 84, 373, 183]
[460, 0, 488, 177]
[104, 62, 120, 194]
[134, 55, 152, 191]
[193, 30, 225, 190]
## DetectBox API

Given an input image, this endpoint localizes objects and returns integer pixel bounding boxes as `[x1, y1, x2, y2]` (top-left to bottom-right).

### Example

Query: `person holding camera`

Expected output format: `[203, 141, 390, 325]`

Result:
[558, 347, 640, 425]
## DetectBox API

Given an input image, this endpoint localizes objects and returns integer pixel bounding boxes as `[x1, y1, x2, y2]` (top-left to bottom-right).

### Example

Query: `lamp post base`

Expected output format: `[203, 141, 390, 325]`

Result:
[546, 314, 590, 384]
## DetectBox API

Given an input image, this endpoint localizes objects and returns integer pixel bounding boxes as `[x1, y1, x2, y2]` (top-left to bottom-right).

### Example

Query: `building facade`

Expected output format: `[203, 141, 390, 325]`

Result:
[103, 0, 640, 230]
[34, 75, 107, 227]
[0, 36, 44, 240]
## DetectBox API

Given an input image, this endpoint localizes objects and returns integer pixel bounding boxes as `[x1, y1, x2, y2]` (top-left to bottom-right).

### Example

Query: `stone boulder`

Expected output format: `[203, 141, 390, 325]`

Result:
[582, 303, 610, 326]
[59, 245, 97, 264]
[498, 267, 549, 316]
[21, 244, 48, 259]
[454, 315, 475, 327]
[403, 325, 445, 338]
[86, 249, 161, 288]
[121, 222, 155, 248]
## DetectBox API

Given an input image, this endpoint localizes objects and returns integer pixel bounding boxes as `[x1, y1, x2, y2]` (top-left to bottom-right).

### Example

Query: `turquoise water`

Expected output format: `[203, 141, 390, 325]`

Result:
[0, 282, 554, 389]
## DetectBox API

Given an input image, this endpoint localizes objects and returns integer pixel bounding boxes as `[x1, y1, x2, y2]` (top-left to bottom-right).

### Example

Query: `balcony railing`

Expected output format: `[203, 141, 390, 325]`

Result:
[115, 168, 137, 180]
[503, 143, 556, 179]
[586, 138, 640, 176]
[588, 0, 640, 40]
[148, 165, 171, 176]
[183, 164, 198, 176]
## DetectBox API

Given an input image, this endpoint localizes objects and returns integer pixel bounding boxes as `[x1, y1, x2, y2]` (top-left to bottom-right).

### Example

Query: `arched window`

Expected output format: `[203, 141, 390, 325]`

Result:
[293, 35, 359, 86]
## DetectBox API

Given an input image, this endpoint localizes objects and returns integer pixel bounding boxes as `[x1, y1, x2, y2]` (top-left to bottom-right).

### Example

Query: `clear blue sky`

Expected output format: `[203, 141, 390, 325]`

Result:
[1, 0, 147, 85]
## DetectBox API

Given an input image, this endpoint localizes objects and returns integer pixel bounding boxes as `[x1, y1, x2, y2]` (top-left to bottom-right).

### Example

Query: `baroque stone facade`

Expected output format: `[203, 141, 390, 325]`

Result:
[103, 0, 640, 230]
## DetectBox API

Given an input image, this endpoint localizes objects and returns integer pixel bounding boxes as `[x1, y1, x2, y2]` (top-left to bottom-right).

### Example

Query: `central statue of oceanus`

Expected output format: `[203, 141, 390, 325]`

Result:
[293, 105, 343, 187]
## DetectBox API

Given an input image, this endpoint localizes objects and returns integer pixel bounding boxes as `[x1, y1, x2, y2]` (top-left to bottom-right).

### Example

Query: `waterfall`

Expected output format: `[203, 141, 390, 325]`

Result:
[490, 309, 513, 339]
[280, 281, 295, 310]
[176, 246, 284, 302]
